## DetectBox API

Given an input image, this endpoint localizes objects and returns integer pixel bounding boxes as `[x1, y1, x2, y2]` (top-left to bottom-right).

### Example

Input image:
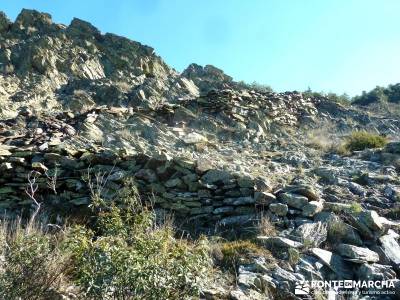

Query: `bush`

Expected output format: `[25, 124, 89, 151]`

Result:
[352, 83, 400, 106]
[237, 81, 273, 93]
[0, 179, 213, 300]
[303, 88, 350, 106]
[344, 131, 388, 151]
[0, 219, 70, 300]
[349, 202, 363, 214]
[65, 180, 212, 299]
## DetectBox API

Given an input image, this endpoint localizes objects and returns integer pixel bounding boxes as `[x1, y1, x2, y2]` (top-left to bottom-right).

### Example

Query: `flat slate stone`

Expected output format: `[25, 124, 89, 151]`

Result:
[311, 248, 353, 279]
[337, 244, 379, 263]
[379, 234, 400, 268]
[258, 236, 303, 249]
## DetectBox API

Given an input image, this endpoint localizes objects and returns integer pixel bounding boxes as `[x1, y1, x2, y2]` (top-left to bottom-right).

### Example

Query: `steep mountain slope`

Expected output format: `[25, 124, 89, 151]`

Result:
[1, 9, 400, 299]
[0, 9, 201, 118]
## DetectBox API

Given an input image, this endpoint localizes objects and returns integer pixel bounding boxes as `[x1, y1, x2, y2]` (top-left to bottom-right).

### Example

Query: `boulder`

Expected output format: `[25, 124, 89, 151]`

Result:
[348, 214, 375, 240]
[302, 201, 323, 217]
[385, 142, 400, 154]
[31, 162, 48, 173]
[237, 272, 260, 289]
[254, 192, 276, 206]
[323, 202, 352, 213]
[219, 214, 255, 226]
[237, 176, 254, 188]
[310, 248, 353, 279]
[196, 159, 213, 174]
[0, 162, 13, 171]
[182, 132, 207, 144]
[359, 210, 383, 232]
[201, 169, 232, 184]
[337, 244, 379, 263]
[279, 193, 308, 209]
[379, 234, 400, 270]
[357, 263, 396, 281]
[348, 182, 366, 197]
[318, 214, 363, 246]
[258, 236, 303, 249]
[314, 167, 338, 184]
[135, 169, 157, 183]
[292, 222, 327, 247]
[254, 178, 273, 193]
[270, 265, 304, 290]
[0, 147, 12, 157]
[282, 184, 319, 201]
[269, 203, 288, 216]
[164, 178, 183, 188]
[223, 196, 254, 206]
[213, 206, 234, 215]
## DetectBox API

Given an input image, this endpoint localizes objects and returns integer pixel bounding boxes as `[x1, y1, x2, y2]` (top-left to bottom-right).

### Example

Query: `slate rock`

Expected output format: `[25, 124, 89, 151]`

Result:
[379, 234, 400, 270]
[269, 203, 288, 216]
[337, 244, 379, 263]
[279, 192, 309, 209]
[201, 169, 232, 184]
[310, 248, 353, 279]
[302, 201, 323, 217]
[292, 221, 327, 247]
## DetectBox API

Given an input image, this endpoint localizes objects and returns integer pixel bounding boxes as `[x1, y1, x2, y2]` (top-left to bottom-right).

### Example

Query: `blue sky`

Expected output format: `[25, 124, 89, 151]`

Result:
[2, 0, 400, 95]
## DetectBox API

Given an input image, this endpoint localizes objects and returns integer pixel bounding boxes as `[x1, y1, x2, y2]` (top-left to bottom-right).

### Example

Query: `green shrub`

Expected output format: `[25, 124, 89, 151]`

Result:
[352, 173, 369, 186]
[288, 248, 301, 265]
[349, 202, 363, 214]
[344, 131, 388, 151]
[65, 180, 212, 299]
[66, 226, 211, 299]
[327, 220, 348, 244]
[303, 88, 350, 106]
[0, 178, 213, 300]
[352, 83, 400, 106]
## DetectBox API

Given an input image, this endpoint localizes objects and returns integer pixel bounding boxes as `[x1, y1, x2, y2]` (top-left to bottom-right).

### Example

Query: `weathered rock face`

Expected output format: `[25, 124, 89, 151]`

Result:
[337, 244, 380, 263]
[182, 63, 233, 93]
[0, 9, 200, 115]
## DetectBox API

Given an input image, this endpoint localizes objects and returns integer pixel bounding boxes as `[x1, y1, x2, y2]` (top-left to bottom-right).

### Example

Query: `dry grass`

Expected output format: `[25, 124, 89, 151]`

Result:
[305, 122, 344, 153]
[0, 217, 71, 299]
[211, 239, 273, 273]
[307, 127, 389, 155]
[257, 215, 277, 237]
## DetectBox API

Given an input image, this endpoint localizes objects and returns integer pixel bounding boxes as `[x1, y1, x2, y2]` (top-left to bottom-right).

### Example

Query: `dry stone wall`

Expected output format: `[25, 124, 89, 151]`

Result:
[0, 145, 273, 226]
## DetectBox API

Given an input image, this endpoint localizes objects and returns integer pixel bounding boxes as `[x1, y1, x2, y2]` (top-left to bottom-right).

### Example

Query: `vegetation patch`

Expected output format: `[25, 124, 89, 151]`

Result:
[344, 131, 388, 152]
[0, 220, 71, 300]
[212, 240, 272, 273]
[349, 202, 363, 214]
[0, 180, 213, 300]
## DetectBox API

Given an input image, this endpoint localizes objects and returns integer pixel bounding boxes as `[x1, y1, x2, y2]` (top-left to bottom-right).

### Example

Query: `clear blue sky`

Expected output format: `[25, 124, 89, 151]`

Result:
[2, 0, 400, 95]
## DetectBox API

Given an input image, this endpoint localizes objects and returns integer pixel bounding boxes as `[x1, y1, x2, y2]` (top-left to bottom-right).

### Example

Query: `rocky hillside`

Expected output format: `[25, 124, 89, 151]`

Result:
[1, 9, 400, 300]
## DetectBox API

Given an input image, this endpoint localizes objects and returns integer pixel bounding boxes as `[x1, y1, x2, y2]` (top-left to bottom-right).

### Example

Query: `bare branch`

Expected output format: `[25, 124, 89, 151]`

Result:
[25, 171, 42, 226]
[86, 165, 116, 199]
